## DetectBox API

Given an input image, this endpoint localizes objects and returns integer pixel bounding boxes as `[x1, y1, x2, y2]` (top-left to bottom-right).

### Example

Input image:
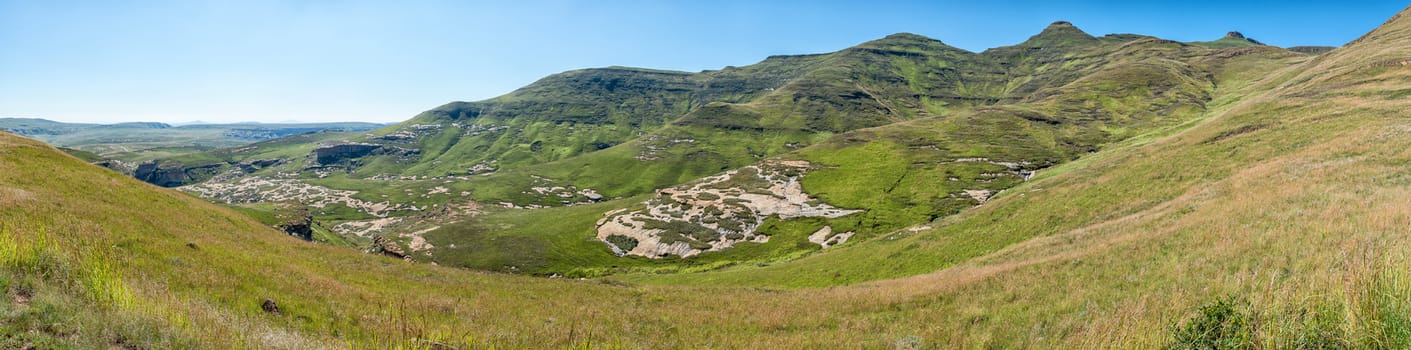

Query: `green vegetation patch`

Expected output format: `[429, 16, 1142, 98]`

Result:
[604, 235, 638, 252]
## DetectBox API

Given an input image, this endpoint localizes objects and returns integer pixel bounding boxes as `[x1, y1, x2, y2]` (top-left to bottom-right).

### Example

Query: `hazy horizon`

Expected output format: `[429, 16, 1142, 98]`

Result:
[0, 115, 391, 125]
[3, 0, 1406, 124]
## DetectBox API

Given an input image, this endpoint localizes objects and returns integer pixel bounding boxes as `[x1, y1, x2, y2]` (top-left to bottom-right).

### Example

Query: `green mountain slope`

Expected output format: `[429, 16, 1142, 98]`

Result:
[143, 21, 1333, 277]
[417, 27, 1308, 275]
[631, 4, 1411, 346]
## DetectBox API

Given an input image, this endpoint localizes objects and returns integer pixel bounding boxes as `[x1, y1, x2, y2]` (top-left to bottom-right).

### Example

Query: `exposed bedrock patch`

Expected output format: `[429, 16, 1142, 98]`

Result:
[596, 160, 859, 258]
[181, 176, 418, 218]
[276, 215, 314, 241]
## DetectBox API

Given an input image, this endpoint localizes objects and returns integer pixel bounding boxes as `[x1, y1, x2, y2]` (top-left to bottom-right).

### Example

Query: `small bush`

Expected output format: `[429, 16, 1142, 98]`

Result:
[716, 219, 744, 233]
[1167, 296, 1258, 350]
[702, 205, 724, 217]
[1289, 304, 1348, 350]
[643, 220, 720, 243]
[701, 167, 770, 191]
[605, 235, 638, 252]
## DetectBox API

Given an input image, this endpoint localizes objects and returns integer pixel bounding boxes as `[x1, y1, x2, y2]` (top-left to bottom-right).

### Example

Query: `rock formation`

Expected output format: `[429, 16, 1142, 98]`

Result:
[370, 235, 409, 260]
[276, 216, 314, 241]
[310, 143, 420, 168]
[236, 158, 282, 172]
[133, 160, 190, 187]
[313, 143, 382, 165]
[132, 160, 225, 187]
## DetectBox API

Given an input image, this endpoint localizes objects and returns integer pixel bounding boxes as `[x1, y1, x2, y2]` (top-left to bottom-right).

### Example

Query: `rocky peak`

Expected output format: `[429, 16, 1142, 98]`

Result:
[1218, 31, 1264, 45]
[1019, 20, 1099, 48]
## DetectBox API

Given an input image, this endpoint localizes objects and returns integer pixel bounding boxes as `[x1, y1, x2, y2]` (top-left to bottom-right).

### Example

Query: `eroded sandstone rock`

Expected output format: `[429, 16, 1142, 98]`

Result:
[313, 143, 381, 165]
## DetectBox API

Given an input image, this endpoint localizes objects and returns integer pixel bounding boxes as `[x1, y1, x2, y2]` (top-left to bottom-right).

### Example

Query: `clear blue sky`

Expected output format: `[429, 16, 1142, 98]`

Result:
[1, 1, 1406, 124]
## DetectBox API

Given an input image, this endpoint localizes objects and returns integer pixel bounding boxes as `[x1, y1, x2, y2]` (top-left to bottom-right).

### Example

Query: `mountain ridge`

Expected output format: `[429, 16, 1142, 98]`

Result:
[145, 20, 1320, 276]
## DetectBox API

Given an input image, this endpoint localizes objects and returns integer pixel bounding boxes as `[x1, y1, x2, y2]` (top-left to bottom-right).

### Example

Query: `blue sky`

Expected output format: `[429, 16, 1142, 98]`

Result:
[1, 1, 1406, 124]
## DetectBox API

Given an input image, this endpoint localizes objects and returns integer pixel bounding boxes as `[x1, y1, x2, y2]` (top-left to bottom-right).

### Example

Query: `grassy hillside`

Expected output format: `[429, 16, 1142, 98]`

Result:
[8, 6, 1411, 348]
[2, 131, 925, 348]
[415, 29, 1307, 275]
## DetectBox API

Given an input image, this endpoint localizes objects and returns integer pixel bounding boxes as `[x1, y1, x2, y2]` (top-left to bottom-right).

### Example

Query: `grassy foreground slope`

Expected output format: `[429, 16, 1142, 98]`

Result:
[1, 131, 917, 348]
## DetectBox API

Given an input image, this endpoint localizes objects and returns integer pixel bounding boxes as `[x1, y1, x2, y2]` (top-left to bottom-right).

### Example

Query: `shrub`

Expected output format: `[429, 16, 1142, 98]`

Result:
[1167, 296, 1258, 350]
[1289, 304, 1347, 350]
[604, 235, 638, 252]
[716, 219, 744, 233]
[643, 220, 719, 243]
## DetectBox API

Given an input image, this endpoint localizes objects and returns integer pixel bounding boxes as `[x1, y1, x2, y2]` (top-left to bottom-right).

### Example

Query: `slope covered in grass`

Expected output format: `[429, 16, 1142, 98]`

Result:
[0, 131, 950, 348]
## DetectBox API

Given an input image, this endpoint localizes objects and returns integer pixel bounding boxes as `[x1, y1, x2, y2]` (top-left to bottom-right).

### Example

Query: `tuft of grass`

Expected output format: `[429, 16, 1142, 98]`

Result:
[79, 249, 134, 309]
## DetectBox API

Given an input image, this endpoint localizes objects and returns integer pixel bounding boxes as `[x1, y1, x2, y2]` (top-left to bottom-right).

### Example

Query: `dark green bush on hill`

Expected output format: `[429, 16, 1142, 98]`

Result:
[1168, 296, 1258, 350]
[604, 234, 638, 252]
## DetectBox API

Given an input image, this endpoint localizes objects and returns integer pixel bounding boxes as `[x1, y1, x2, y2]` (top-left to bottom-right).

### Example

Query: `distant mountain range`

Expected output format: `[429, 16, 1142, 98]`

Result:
[0, 117, 387, 162]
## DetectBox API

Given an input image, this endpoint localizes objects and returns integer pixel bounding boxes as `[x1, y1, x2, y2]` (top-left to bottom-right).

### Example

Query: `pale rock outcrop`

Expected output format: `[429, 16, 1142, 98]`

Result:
[596, 160, 859, 258]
